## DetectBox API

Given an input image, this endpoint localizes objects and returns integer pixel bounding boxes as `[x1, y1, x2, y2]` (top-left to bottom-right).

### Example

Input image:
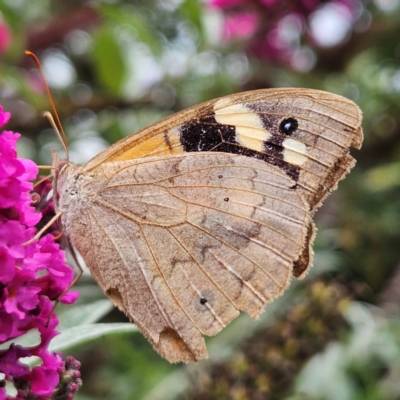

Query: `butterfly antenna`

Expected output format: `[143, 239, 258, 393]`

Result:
[43, 111, 69, 158]
[25, 50, 69, 161]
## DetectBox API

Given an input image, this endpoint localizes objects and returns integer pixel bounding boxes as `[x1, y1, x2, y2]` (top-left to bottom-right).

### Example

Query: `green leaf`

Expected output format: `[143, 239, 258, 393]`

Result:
[294, 342, 357, 400]
[100, 4, 162, 56]
[180, 0, 204, 38]
[0, 329, 40, 350]
[58, 298, 114, 330]
[49, 323, 138, 352]
[92, 26, 127, 95]
[365, 162, 400, 191]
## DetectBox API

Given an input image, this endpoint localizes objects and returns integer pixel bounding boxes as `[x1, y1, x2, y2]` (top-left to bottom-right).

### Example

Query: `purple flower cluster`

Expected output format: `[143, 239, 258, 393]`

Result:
[209, 0, 359, 69]
[0, 107, 80, 399]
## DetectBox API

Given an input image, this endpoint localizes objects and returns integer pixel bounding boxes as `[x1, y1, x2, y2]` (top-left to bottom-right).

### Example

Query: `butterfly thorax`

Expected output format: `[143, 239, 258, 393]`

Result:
[56, 161, 95, 231]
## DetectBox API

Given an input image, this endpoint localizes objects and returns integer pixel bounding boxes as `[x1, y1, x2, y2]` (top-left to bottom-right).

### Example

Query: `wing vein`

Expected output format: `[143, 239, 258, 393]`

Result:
[162, 188, 306, 249]
[139, 224, 216, 332]
[88, 207, 174, 329]
[166, 227, 268, 307]
[185, 220, 287, 289]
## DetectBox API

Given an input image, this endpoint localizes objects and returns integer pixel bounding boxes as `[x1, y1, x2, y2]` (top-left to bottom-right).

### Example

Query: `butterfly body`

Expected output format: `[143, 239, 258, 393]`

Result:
[55, 88, 362, 363]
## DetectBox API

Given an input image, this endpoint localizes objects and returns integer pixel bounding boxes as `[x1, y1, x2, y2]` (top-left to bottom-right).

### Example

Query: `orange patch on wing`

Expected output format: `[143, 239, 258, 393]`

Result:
[109, 130, 184, 162]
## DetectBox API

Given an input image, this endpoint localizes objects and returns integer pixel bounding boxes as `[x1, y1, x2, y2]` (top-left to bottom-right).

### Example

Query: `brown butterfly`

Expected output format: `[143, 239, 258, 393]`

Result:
[52, 87, 362, 363]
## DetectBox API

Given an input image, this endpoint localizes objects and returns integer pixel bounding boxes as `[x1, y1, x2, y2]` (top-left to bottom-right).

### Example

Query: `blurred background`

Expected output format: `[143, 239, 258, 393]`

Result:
[1, 0, 400, 399]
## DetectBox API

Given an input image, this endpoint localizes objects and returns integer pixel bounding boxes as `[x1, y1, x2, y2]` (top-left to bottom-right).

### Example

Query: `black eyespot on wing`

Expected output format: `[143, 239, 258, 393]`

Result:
[200, 298, 207, 305]
[279, 117, 298, 135]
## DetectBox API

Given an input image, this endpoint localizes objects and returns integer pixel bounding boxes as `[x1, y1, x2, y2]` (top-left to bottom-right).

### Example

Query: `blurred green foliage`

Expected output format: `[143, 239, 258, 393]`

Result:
[1, 0, 400, 398]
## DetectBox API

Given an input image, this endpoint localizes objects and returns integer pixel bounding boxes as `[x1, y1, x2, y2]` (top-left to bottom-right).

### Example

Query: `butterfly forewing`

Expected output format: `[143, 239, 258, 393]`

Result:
[82, 89, 362, 214]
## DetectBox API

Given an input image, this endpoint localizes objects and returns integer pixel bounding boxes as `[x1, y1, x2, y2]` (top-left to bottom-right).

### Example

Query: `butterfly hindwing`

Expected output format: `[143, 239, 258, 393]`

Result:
[61, 152, 311, 362]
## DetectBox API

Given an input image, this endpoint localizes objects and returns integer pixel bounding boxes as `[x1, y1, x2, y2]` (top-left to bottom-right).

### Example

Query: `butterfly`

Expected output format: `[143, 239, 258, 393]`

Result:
[53, 87, 363, 363]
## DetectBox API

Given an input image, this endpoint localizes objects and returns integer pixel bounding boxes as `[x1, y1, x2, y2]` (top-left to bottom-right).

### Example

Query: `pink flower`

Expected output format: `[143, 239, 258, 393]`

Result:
[32, 235, 79, 304]
[223, 12, 259, 40]
[260, 0, 277, 5]
[0, 108, 10, 126]
[209, 0, 245, 8]
[0, 19, 11, 54]
[0, 344, 30, 379]
[0, 106, 81, 398]
[206, 0, 360, 66]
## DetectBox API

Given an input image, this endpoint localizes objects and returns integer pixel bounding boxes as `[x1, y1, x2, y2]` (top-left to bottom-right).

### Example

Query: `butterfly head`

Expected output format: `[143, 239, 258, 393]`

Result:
[50, 146, 82, 219]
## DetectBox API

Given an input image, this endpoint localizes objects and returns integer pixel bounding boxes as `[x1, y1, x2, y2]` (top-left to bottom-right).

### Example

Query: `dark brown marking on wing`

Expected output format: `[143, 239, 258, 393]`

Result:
[179, 116, 237, 152]
[292, 223, 315, 278]
[179, 115, 299, 182]
[163, 130, 173, 151]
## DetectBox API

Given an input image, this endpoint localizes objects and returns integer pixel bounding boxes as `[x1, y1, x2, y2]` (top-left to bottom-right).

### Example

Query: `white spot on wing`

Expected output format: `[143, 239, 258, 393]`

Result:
[283, 138, 308, 166]
[214, 103, 271, 152]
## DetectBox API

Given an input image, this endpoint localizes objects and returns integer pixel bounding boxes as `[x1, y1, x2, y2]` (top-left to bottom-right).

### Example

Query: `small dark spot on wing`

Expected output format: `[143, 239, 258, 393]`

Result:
[195, 289, 215, 312]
